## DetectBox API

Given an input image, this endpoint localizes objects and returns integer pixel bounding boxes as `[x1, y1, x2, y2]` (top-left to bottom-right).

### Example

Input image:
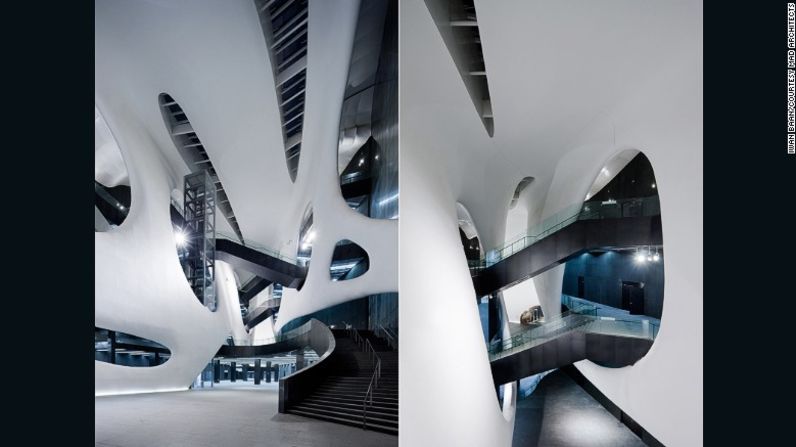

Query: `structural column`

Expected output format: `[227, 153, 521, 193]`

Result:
[295, 350, 305, 370]
[399, 110, 516, 445]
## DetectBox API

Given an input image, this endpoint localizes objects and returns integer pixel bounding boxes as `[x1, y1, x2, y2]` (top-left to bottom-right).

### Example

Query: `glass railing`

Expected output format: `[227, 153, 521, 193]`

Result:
[488, 298, 659, 361]
[216, 231, 299, 265]
[488, 301, 597, 358]
[470, 195, 660, 272]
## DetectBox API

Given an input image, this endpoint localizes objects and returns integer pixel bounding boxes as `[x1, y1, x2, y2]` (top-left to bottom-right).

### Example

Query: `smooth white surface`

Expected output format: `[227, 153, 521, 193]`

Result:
[216, 261, 249, 345]
[502, 278, 540, 324]
[275, 0, 398, 331]
[401, 0, 702, 445]
[95, 0, 396, 394]
[95, 206, 111, 232]
[502, 186, 541, 323]
[399, 132, 515, 446]
[95, 106, 130, 187]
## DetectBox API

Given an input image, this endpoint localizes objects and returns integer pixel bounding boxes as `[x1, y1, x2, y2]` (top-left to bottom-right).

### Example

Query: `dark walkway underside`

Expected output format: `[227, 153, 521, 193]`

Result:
[513, 369, 645, 447]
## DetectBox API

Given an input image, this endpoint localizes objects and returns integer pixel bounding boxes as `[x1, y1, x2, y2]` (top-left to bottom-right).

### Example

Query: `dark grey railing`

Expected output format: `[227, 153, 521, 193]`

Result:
[375, 324, 398, 351]
[277, 319, 336, 413]
[348, 327, 381, 430]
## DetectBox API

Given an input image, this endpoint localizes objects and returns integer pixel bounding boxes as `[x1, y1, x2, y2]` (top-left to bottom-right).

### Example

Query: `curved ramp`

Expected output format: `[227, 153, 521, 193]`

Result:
[475, 215, 662, 296]
[242, 298, 281, 332]
[215, 238, 307, 289]
[489, 304, 658, 385]
[215, 317, 329, 359]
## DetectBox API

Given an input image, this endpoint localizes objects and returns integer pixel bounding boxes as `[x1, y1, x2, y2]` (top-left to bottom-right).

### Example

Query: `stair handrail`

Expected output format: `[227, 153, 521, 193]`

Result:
[216, 230, 299, 264]
[470, 195, 661, 270]
[376, 324, 398, 351]
[363, 346, 381, 431]
[348, 326, 365, 351]
[347, 328, 382, 431]
[364, 338, 380, 366]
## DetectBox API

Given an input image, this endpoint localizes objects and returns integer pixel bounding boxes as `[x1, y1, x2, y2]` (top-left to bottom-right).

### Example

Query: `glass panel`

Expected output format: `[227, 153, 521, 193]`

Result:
[470, 195, 662, 270]
[488, 297, 660, 361]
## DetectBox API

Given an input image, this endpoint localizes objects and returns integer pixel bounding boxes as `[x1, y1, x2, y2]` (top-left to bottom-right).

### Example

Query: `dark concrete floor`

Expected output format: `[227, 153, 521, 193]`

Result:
[95, 382, 397, 447]
[512, 369, 645, 447]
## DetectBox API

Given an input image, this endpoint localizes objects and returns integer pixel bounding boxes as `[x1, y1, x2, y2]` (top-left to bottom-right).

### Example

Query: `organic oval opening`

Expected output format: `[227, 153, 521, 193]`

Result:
[95, 327, 171, 367]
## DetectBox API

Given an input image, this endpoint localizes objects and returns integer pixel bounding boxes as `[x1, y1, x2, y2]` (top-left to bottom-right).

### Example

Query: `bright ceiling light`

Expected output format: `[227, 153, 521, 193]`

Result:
[634, 250, 646, 263]
[652, 183, 656, 188]
[174, 228, 187, 247]
[358, 158, 365, 166]
[653, 253, 660, 262]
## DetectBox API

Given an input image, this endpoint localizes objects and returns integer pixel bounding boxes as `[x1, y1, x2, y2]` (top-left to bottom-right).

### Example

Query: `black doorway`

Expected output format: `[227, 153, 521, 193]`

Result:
[577, 276, 585, 298]
[621, 281, 645, 315]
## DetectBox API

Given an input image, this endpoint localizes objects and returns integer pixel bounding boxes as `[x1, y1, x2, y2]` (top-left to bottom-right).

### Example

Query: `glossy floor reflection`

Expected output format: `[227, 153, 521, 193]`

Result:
[512, 369, 645, 447]
[95, 382, 397, 447]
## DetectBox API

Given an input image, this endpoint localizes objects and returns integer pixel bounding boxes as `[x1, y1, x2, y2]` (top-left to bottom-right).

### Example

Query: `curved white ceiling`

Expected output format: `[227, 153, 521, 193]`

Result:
[405, 0, 701, 249]
[95, 106, 129, 187]
[97, 0, 397, 337]
[95, 0, 294, 249]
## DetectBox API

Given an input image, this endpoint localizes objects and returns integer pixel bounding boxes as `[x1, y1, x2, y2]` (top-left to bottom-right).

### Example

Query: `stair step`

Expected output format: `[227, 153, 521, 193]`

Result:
[314, 389, 398, 397]
[315, 383, 397, 390]
[283, 330, 399, 434]
[310, 395, 398, 406]
[303, 398, 398, 414]
[316, 384, 398, 396]
[316, 385, 398, 393]
[294, 402, 397, 419]
[326, 376, 398, 382]
[312, 388, 398, 396]
[289, 405, 397, 427]
[306, 394, 399, 407]
[287, 409, 398, 435]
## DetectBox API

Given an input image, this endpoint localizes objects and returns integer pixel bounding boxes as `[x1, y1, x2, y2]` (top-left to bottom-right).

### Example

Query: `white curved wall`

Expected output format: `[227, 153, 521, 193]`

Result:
[502, 187, 541, 323]
[95, 106, 129, 187]
[274, 0, 398, 331]
[95, 0, 397, 394]
[399, 139, 515, 446]
[542, 61, 703, 447]
[401, 0, 701, 445]
[216, 261, 249, 345]
[93, 95, 229, 395]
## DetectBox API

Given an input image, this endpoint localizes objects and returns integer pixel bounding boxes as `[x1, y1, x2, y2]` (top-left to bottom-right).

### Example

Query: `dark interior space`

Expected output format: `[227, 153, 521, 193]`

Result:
[95, 181, 131, 227]
[460, 227, 481, 260]
[588, 152, 658, 202]
[562, 250, 664, 319]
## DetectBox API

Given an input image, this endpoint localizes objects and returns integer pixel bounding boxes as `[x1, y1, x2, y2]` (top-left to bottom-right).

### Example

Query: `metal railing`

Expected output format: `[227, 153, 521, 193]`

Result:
[488, 299, 660, 361]
[469, 195, 661, 273]
[216, 231, 299, 264]
[375, 324, 398, 351]
[347, 327, 382, 430]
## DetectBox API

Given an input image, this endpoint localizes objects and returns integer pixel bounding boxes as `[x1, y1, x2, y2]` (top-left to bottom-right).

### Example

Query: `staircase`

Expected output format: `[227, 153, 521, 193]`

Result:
[286, 329, 398, 435]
